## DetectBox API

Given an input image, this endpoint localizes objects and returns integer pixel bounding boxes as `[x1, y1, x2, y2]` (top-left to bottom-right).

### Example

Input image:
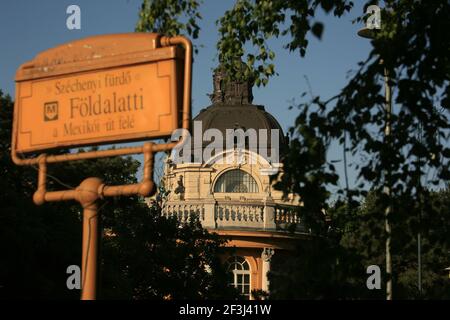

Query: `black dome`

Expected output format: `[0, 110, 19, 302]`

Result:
[190, 65, 286, 153]
[194, 103, 285, 145]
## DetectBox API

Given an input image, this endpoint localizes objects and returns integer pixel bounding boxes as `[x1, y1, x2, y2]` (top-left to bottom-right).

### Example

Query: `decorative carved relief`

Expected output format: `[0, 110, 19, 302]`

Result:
[174, 175, 185, 200]
[261, 248, 274, 262]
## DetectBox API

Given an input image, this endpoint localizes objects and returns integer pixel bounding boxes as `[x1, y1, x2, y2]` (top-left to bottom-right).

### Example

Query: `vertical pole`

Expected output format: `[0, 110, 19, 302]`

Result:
[417, 124, 423, 297]
[356, 28, 394, 300]
[418, 230, 422, 295]
[77, 177, 103, 301]
[417, 179, 422, 296]
[81, 201, 98, 300]
[384, 65, 393, 300]
[385, 200, 392, 300]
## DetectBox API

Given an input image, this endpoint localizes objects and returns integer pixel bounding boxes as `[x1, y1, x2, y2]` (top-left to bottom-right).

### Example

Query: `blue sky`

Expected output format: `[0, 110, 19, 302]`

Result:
[0, 0, 372, 194]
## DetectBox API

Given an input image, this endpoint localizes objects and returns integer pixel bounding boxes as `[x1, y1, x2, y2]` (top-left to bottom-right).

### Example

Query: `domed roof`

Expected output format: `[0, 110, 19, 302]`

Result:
[191, 65, 286, 152]
[195, 104, 284, 139]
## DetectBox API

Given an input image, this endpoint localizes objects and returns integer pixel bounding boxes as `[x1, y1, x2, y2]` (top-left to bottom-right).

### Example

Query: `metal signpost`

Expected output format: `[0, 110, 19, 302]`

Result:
[11, 33, 192, 300]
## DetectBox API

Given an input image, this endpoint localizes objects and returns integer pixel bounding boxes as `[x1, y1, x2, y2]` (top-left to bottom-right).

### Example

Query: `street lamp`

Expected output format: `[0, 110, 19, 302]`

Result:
[357, 27, 393, 301]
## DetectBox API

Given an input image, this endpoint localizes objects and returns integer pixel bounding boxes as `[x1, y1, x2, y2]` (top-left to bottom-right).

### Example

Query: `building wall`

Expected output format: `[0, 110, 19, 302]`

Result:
[162, 148, 307, 298]
[164, 149, 300, 205]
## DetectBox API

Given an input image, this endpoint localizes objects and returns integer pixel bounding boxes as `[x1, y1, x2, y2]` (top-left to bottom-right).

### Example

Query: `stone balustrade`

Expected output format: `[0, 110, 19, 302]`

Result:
[161, 200, 305, 233]
[215, 203, 264, 229]
[275, 206, 300, 224]
[162, 203, 205, 223]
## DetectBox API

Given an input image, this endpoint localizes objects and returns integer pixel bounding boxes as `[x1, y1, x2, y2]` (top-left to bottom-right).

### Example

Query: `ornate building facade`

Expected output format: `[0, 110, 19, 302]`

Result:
[161, 66, 310, 299]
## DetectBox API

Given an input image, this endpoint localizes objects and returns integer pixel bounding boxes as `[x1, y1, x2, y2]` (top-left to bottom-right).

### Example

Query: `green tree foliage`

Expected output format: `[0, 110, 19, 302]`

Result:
[275, 0, 450, 218]
[0, 90, 235, 299]
[0, 91, 81, 299]
[333, 189, 450, 299]
[135, 0, 450, 299]
[269, 237, 347, 299]
[98, 197, 235, 299]
[273, 2, 450, 299]
[217, 0, 353, 85]
[269, 189, 450, 299]
[135, 0, 203, 54]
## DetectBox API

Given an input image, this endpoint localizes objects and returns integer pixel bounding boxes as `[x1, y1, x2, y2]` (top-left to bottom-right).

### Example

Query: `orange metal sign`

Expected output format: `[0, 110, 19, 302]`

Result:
[10, 33, 193, 300]
[13, 33, 185, 154]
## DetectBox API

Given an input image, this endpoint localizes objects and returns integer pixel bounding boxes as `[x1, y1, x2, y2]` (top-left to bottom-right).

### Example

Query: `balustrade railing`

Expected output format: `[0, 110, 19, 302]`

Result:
[275, 205, 300, 224]
[162, 203, 205, 223]
[215, 203, 264, 228]
[161, 201, 305, 232]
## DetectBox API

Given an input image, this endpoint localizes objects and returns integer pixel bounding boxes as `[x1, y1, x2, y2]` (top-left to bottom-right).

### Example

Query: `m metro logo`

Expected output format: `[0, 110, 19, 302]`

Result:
[44, 101, 59, 121]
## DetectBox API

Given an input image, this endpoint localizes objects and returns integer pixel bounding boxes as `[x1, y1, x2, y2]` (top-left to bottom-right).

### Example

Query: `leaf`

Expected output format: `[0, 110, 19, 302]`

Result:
[311, 22, 324, 40]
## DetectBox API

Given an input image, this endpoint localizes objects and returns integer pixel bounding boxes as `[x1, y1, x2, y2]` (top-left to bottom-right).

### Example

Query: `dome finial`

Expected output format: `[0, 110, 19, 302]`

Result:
[209, 62, 253, 105]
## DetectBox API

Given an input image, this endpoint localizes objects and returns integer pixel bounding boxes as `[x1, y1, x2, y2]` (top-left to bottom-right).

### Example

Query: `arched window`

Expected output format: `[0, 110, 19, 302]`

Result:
[214, 170, 259, 193]
[226, 256, 251, 299]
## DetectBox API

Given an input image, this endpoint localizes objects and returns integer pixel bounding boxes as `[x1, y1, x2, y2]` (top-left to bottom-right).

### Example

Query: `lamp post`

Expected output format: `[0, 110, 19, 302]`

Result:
[416, 121, 423, 297]
[357, 27, 393, 300]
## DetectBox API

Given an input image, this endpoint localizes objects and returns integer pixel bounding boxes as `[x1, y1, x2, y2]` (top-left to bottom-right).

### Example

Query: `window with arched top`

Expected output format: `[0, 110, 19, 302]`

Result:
[226, 256, 251, 299]
[214, 169, 259, 193]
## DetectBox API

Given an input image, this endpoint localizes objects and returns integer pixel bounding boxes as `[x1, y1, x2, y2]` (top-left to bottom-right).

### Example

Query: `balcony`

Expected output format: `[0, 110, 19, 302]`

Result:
[162, 200, 307, 233]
